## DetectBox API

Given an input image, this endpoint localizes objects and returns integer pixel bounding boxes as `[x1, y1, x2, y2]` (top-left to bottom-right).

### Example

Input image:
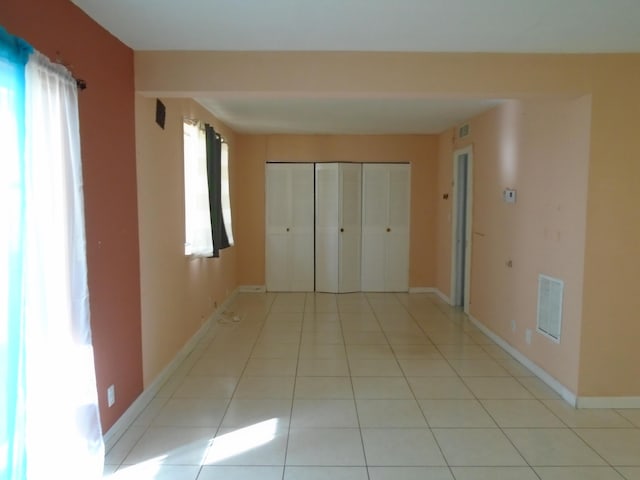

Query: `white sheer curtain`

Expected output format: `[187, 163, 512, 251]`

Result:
[23, 52, 104, 479]
[220, 141, 234, 246]
[183, 120, 213, 256]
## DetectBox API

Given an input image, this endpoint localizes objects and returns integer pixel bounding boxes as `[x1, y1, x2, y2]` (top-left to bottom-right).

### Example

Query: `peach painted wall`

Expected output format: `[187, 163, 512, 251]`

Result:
[235, 135, 268, 286]
[578, 60, 640, 397]
[135, 50, 640, 398]
[234, 134, 439, 289]
[135, 96, 238, 386]
[438, 99, 591, 392]
[2, 0, 142, 430]
[435, 130, 454, 300]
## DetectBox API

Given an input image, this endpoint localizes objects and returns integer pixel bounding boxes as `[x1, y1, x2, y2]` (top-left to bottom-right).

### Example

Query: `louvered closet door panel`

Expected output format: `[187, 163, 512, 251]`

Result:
[290, 164, 315, 291]
[266, 234, 290, 291]
[315, 164, 340, 292]
[361, 165, 389, 291]
[361, 163, 410, 292]
[385, 165, 411, 292]
[266, 163, 314, 291]
[339, 163, 362, 293]
[266, 164, 292, 291]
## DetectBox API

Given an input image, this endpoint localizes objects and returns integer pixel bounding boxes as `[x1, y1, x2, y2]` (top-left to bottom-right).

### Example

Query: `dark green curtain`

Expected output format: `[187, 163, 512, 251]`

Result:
[205, 124, 229, 258]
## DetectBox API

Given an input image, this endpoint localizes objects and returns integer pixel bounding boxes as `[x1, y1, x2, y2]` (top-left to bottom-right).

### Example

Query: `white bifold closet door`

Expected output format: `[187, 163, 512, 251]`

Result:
[265, 163, 315, 291]
[315, 163, 362, 293]
[361, 163, 411, 292]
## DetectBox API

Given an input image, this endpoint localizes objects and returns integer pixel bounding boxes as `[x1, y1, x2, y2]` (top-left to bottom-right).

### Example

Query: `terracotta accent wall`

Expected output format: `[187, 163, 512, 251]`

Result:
[1, 0, 142, 430]
[234, 134, 439, 289]
[135, 97, 238, 385]
[439, 99, 591, 392]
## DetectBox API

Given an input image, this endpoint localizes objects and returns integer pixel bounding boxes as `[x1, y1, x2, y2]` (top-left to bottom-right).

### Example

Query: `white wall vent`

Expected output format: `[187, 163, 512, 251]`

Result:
[537, 274, 564, 342]
[458, 123, 470, 138]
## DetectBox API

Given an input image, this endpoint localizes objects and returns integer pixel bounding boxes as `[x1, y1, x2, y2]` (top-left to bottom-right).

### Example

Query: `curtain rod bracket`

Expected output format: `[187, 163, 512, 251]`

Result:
[54, 51, 87, 90]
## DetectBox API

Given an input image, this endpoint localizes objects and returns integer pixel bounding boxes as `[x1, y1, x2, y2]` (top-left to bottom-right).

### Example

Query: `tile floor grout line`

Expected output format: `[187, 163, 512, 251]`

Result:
[103, 292, 640, 478]
[105, 310, 228, 473]
[338, 294, 371, 480]
[107, 292, 273, 477]
[393, 292, 477, 480]
[397, 292, 547, 476]
[280, 291, 308, 479]
[200, 292, 278, 476]
[569, 425, 629, 471]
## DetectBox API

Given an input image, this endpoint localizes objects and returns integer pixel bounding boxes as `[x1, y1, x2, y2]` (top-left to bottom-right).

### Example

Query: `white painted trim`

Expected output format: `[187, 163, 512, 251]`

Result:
[576, 397, 640, 409]
[409, 287, 451, 305]
[237, 285, 267, 293]
[434, 289, 451, 305]
[102, 378, 155, 451]
[450, 145, 474, 313]
[468, 315, 578, 407]
[408, 287, 436, 294]
[463, 150, 473, 315]
[103, 288, 239, 451]
[407, 287, 451, 305]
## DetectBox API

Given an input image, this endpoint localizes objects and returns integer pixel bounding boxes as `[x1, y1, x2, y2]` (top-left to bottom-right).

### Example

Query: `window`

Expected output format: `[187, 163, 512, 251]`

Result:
[183, 120, 212, 256]
[183, 119, 233, 257]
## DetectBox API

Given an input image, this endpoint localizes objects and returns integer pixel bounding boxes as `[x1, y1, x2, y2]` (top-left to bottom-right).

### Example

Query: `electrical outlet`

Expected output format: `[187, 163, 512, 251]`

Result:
[511, 320, 516, 333]
[107, 384, 115, 407]
[525, 329, 532, 345]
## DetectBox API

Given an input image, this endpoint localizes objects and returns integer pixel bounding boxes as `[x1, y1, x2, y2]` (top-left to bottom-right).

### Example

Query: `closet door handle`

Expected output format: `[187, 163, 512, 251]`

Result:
[386, 228, 391, 232]
[340, 228, 344, 232]
[286, 227, 290, 232]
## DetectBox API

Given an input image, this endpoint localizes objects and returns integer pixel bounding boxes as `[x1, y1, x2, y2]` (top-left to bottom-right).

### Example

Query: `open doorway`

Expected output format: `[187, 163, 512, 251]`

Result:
[450, 146, 473, 312]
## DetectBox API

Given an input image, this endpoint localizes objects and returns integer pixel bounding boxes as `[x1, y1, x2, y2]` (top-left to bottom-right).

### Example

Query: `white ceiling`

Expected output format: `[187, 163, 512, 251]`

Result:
[72, 0, 640, 53]
[72, 0, 640, 134]
[196, 97, 504, 135]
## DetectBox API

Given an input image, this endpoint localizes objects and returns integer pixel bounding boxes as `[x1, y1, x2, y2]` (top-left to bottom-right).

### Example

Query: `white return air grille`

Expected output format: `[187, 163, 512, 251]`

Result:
[537, 274, 564, 342]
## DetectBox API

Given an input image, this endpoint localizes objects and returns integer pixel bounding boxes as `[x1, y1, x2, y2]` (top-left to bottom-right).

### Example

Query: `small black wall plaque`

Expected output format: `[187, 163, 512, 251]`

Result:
[155, 99, 166, 129]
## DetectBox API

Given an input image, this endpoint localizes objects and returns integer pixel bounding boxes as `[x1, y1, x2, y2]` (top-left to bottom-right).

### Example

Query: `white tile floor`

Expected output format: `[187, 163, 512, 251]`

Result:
[103, 292, 640, 480]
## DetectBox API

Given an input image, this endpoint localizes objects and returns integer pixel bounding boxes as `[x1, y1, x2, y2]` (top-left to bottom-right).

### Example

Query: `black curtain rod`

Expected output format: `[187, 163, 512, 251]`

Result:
[54, 52, 87, 90]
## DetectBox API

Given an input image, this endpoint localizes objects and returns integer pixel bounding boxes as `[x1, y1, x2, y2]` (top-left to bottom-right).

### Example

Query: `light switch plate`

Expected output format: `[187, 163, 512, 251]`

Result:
[503, 188, 517, 203]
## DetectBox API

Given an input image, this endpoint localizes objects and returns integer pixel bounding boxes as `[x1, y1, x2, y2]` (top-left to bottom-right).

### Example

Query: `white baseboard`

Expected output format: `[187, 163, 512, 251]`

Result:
[469, 315, 640, 409]
[468, 315, 578, 407]
[408, 287, 451, 305]
[408, 287, 436, 294]
[433, 289, 451, 305]
[237, 285, 266, 293]
[103, 288, 239, 451]
[576, 396, 640, 409]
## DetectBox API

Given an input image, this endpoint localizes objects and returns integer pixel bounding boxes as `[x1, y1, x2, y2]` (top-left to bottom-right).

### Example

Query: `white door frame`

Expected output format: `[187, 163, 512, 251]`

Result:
[450, 145, 473, 313]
